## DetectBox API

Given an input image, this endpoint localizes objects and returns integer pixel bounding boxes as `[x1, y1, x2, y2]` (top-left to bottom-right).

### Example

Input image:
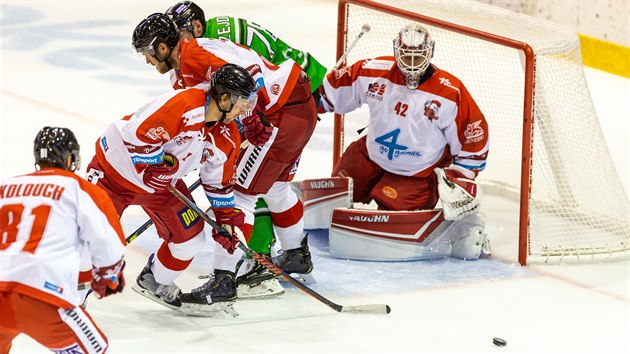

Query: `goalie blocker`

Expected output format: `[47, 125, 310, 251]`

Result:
[329, 209, 490, 261]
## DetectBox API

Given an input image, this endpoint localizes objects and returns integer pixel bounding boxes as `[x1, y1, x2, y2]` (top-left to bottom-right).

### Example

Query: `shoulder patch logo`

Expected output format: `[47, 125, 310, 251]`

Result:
[464, 120, 485, 143]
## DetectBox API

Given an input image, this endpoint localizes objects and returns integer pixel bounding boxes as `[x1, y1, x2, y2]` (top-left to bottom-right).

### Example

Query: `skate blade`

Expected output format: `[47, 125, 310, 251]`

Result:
[132, 284, 181, 311]
[279, 272, 317, 285]
[237, 278, 285, 300]
[178, 301, 238, 318]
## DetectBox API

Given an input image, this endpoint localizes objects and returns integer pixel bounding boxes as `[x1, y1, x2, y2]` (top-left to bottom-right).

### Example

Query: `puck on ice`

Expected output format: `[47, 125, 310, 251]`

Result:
[492, 337, 507, 347]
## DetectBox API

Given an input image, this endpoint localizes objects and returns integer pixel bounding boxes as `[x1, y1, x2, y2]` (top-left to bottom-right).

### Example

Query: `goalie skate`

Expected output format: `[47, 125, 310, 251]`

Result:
[235, 256, 284, 299]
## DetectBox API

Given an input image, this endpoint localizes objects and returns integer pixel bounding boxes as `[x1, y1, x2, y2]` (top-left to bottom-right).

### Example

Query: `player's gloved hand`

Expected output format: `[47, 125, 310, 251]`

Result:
[143, 153, 179, 191]
[91, 258, 125, 299]
[435, 165, 483, 221]
[242, 111, 273, 146]
[212, 208, 245, 254]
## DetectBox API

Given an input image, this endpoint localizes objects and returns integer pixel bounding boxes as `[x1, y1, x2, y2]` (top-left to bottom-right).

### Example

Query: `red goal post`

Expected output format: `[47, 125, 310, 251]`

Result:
[333, 0, 630, 265]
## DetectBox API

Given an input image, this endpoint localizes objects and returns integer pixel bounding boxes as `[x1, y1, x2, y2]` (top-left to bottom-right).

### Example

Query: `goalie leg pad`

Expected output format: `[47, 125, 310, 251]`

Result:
[291, 176, 353, 229]
[329, 208, 454, 261]
[447, 213, 490, 260]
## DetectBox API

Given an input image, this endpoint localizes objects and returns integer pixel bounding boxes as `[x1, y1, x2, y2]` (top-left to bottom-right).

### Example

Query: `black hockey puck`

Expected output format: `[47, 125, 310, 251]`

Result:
[385, 305, 391, 314]
[492, 337, 507, 347]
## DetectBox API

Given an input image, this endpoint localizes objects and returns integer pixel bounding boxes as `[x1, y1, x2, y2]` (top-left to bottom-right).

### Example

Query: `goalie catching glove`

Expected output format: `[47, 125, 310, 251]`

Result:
[213, 208, 246, 254]
[91, 258, 125, 299]
[435, 165, 483, 220]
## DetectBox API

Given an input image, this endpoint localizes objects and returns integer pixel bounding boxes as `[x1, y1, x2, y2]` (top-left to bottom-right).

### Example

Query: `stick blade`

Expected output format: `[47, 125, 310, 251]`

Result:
[340, 304, 391, 314]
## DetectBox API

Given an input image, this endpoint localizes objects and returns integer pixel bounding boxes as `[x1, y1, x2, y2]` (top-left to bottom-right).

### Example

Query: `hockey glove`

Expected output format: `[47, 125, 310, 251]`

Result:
[435, 165, 483, 221]
[91, 258, 125, 299]
[212, 208, 246, 254]
[242, 111, 273, 146]
[143, 153, 179, 191]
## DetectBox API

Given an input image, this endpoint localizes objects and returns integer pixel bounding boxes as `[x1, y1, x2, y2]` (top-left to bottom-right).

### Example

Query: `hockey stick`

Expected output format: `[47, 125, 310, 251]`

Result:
[333, 24, 371, 70]
[167, 185, 391, 315]
[125, 178, 203, 245]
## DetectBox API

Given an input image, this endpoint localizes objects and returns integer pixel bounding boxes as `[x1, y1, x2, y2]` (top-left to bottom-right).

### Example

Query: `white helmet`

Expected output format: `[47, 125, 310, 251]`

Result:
[393, 24, 435, 89]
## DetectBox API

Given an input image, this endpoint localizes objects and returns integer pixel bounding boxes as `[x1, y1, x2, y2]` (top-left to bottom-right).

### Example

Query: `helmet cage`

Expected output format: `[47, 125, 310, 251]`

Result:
[393, 24, 435, 88]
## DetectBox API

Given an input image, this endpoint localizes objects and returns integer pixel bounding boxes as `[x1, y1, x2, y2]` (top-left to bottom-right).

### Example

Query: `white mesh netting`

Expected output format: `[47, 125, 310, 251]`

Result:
[337, 0, 629, 261]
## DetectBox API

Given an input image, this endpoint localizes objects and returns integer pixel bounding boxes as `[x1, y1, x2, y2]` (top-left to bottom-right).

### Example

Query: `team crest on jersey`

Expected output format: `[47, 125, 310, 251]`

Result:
[146, 127, 170, 141]
[464, 120, 485, 143]
[270, 84, 281, 95]
[423, 100, 441, 121]
[200, 147, 215, 163]
[178, 205, 200, 229]
[205, 66, 213, 81]
[367, 83, 386, 101]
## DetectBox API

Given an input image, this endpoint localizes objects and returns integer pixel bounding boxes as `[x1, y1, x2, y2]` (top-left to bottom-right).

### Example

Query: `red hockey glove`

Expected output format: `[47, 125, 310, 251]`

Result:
[91, 258, 125, 299]
[242, 111, 273, 146]
[143, 153, 179, 191]
[212, 209, 245, 254]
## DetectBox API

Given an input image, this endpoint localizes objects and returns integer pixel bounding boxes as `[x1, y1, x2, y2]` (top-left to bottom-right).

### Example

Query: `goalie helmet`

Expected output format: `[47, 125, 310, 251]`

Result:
[132, 13, 179, 58]
[165, 1, 206, 35]
[393, 24, 435, 89]
[34, 127, 81, 172]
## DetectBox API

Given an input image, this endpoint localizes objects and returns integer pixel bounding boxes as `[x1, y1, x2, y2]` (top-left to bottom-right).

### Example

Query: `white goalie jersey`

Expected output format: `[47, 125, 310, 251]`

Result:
[320, 56, 489, 177]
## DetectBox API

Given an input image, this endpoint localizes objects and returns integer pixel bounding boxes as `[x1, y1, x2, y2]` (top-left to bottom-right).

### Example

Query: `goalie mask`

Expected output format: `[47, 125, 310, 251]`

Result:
[132, 13, 179, 62]
[393, 24, 435, 89]
[209, 63, 258, 122]
[34, 127, 81, 172]
[165, 1, 206, 36]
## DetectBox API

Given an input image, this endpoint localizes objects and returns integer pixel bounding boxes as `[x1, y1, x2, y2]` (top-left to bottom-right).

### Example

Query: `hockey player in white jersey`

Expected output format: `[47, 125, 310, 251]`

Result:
[0, 127, 126, 353]
[319, 24, 491, 260]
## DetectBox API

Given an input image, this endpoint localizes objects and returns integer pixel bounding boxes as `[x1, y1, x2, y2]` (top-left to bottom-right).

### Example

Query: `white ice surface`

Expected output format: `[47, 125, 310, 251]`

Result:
[1, 2, 628, 353]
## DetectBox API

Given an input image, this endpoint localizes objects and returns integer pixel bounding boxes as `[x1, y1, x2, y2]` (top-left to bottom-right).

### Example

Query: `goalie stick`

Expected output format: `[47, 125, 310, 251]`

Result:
[124, 179, 203, 245]
[333, 23, 371, 70]
[167, 185, 391, 315]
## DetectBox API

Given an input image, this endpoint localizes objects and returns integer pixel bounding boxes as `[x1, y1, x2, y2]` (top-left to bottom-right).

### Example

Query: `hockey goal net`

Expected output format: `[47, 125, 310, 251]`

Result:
[334, 0, 629, 265]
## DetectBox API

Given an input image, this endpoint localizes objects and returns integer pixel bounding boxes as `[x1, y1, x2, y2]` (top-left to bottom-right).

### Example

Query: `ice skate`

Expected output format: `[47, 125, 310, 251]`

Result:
[179, 270, 239, 318]
[132, 254, 182, 311]
[274, 235, 316, 284]
[236, 254, 284, 299]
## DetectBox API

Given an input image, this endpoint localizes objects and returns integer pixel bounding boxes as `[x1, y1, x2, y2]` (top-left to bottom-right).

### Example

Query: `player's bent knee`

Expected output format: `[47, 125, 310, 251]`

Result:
[169, 231, 206, 260]
[449, 213, 489, 260]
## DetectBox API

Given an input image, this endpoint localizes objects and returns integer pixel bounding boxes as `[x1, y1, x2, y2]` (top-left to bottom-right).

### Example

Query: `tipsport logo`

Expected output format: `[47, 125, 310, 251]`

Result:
[177, 205, 200, 229]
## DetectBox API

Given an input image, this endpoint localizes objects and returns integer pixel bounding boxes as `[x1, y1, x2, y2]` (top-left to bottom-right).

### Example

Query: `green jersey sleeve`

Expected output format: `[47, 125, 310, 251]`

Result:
[204, 16, 327, 92]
